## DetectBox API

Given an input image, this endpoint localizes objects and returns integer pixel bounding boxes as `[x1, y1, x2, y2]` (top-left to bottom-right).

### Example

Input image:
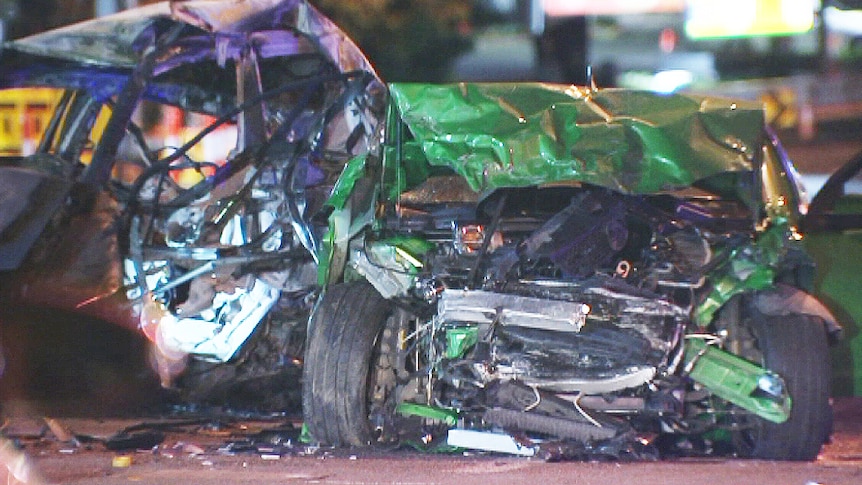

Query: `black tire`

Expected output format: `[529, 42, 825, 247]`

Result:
[736, 313, 832, 460]
[302, 280, 393, 446]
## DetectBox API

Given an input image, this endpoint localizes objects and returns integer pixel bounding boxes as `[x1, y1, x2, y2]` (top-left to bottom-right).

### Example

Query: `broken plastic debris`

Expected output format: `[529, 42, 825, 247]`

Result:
[104, 431, 165, 451]
[42, 418, 75, 444]
[446, 429, 536, 457]
[176, 442, 205, 455]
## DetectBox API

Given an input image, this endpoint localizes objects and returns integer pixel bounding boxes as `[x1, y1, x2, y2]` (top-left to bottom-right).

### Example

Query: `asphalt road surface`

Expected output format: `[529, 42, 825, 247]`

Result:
[1, 288, 862, 484]
[2, 128, 862, 484]
[1, 398, 861, 485]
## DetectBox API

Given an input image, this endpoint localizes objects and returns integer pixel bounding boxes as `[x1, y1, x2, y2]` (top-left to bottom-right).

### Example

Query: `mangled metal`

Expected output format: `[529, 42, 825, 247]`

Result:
[107, 1, 383, 369]
[0, 0, 383, 395]
[0, 0, 836, 462]
[385, 83, 762, 194]
[302, 81, 835, 460]
[683, 337, 790, 424]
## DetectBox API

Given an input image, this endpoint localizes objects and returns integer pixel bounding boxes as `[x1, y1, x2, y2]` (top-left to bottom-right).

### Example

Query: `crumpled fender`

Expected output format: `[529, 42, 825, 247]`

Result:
[753, 283, 843, 340]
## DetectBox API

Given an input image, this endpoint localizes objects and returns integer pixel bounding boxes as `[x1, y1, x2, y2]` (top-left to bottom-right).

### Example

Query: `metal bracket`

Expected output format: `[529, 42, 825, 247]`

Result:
[683, 337, 791, 424]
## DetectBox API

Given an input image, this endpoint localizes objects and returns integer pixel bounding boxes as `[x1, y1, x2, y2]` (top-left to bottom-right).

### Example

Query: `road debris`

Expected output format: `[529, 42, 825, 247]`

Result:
[41, 418, 75, 445]
[104, 431, 165, 451]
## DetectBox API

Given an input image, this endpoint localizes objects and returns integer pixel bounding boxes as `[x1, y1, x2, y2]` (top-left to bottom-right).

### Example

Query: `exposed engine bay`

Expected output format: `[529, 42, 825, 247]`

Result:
[347, 179, 800, 454]
[0, 1, 836, 460]
[118, 57, 374, 394]
[121, 131, 322, 364]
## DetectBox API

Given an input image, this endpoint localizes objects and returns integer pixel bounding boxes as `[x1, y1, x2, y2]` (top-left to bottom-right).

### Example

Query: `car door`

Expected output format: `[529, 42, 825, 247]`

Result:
[803, 150, 862, 397]
[0, 88, 107, 271]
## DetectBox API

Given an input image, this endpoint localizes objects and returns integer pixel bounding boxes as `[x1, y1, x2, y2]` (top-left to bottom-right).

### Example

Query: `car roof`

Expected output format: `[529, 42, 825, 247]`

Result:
[5, 0, 373, 71]
[0, 0, 381, 110]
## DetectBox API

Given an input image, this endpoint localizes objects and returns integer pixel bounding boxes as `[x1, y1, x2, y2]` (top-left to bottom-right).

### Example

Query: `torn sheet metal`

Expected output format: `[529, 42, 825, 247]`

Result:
[5, 0, 376, 77]
[0, 0, 386, 127]
[387, 83, 764, 194]
[147, 277, 280, 362]
[447, 429, 537, 457]
[437, 289, 590, 333]
[684, 337, 792, 423]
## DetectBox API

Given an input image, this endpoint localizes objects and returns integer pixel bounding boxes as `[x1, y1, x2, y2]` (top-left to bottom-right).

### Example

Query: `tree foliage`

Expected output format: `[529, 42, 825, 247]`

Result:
[313, 0, 473, 82]
[5, 0, 92, 40]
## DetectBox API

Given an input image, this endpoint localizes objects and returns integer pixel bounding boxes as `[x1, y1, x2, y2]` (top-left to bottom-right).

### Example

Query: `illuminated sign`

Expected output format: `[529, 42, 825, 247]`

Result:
[685, 0, 817, 39]
[543, 0, 685, 17]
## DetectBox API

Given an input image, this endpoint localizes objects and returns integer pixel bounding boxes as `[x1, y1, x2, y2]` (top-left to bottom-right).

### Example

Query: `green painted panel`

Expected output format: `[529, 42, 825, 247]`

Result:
[806, 230, 862, 396]
[387, 83, 763, 195]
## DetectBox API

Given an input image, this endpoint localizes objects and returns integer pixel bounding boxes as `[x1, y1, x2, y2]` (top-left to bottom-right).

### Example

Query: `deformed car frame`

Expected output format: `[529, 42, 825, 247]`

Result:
[0, 0, 841, 461]
[302, 82, 841, 460]
[0, 0, 384, 403]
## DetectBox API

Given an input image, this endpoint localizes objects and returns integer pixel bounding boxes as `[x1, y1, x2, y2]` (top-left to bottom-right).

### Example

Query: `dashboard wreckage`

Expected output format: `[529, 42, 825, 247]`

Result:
[0, 0, 841, 461]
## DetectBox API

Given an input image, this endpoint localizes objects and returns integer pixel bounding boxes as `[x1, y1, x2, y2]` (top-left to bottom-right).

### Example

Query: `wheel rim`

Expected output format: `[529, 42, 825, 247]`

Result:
[366, 308, 411, 443]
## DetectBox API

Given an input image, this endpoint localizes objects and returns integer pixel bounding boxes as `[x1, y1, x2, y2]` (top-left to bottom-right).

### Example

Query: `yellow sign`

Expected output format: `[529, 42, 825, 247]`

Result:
[0, 88, 63, 156]
[686, 0, 816, 39]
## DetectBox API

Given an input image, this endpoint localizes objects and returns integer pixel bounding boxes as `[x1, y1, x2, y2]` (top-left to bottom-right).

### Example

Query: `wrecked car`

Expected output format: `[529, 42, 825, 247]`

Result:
[0, 0, 841, 462]
[301, 82, 840, 460]
[0, 0, 384, 404]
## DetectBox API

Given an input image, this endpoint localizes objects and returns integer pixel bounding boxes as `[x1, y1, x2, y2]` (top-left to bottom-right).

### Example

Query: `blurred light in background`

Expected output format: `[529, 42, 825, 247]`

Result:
[685, 0, 818, 39]
[823, 4, 862, 36]
[651, 69, 695, 93]
[543, 0, 685, 17]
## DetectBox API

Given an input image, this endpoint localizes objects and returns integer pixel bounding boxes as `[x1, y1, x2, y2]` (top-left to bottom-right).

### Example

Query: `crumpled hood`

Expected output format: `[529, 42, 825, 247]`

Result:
[389, 83, 765, 194]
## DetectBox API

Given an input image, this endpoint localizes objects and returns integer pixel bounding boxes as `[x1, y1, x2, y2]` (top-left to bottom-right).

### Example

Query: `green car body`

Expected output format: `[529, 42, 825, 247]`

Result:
[321, 82, 811, 322]
[803, 153, 862, 396]
[0, 0, 846, 459]
[303, 82, 838, 458]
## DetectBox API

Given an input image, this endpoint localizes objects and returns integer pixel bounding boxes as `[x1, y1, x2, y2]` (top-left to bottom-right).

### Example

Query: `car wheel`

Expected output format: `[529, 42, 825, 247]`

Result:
[728, 312, 831, 460]
[302, 280, 400, 446]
